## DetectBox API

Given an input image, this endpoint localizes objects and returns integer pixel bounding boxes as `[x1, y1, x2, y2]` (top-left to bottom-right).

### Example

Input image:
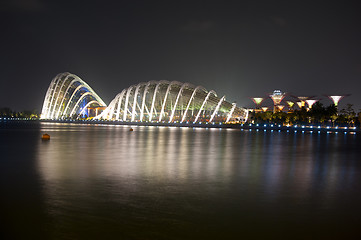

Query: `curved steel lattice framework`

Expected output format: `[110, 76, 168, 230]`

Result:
[41, 72, 106, 119]
[95, 81, 248, 123]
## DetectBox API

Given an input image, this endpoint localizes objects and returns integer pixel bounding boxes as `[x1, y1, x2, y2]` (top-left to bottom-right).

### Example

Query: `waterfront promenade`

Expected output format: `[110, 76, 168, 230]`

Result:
[1, 118, 358, 133]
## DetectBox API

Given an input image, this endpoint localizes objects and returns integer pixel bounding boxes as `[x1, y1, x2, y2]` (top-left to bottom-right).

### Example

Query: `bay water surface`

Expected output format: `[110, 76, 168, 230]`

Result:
[1, 122, 361, 239]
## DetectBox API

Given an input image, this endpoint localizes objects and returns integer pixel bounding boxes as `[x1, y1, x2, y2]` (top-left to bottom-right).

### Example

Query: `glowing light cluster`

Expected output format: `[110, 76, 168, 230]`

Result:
[251, 97, 264, 106]
[270, 90, 285, 105]
[296, 101, 303, 109]
[96, 81, 248, 123]
[41, 73, 106, 119]
[328, 96, 344, 106]
[305, 99, 318, 109]
[286, 101, 295, 108]
[261, 107, 268, 112]
[277, 105, 285, 111]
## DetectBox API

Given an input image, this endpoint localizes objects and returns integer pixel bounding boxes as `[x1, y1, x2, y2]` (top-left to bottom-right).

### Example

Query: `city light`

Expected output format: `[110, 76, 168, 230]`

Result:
[328, 95, 345, 106]
[251, 97, 264, 106]
[305, 99, 318, 109]
[41, 73, 248, 124]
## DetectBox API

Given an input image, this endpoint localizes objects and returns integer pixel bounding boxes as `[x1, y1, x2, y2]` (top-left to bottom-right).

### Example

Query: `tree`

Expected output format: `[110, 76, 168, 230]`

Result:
[0, 107, 13, 117]
[293, 107, 308, 124]
[309, 102, 326, 124]
[340, 104, 356, 126]
[325, 104, 338, 126]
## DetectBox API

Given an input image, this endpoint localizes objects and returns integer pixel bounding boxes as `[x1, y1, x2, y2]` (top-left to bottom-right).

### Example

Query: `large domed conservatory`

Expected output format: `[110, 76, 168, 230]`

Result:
[96, 81, 248, 123]
[41, 73, 248, 123]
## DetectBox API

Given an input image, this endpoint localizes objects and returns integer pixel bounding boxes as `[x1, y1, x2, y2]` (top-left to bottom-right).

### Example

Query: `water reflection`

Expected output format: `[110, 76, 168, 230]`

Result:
[35, 123, 361, 238]
[37, 123, 361, 202]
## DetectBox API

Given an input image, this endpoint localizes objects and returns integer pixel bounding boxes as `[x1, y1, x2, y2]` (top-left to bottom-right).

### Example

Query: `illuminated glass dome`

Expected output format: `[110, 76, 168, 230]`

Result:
[41, 72, 106, 119]
[96, 81, 248, 123]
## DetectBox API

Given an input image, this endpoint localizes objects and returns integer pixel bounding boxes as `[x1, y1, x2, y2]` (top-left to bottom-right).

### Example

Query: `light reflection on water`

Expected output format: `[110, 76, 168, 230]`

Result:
[37, 123, 359, 193]
[19, 122, 361, 238]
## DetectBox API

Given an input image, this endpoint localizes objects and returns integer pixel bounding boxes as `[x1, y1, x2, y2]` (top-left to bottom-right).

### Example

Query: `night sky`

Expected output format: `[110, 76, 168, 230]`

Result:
[1, 0, 361, 112]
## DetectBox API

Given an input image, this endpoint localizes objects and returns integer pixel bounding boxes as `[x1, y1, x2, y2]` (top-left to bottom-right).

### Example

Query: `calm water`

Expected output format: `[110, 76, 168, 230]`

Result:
[1, 122, 361, 239]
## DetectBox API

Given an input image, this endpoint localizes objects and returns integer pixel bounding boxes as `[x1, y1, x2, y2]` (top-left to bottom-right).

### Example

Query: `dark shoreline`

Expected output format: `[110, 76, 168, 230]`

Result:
[1, 118, 358, 133]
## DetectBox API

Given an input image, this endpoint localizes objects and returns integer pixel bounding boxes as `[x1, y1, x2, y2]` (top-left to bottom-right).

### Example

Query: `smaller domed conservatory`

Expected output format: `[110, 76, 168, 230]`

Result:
[41, 72, 106, 119]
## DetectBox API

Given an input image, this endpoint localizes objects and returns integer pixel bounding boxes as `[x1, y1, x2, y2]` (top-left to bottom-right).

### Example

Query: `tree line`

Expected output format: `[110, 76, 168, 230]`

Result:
[249, 103, 361, 126]
[0, 107, 39, 118]
[2, 103, 361, 126]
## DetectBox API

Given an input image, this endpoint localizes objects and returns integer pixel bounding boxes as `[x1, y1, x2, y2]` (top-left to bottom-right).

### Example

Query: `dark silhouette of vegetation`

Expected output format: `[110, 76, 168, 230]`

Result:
[249, 103, 360, 127]
[0, 107, 39, 118]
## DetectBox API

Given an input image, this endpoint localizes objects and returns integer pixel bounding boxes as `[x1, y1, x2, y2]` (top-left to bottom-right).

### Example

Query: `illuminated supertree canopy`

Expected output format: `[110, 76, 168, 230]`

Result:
[261, 107, 268, 112]
[305, 99, 318, 109]
[297, 96, 310, 101]
[277, 105, 285, 111]
[286, 101, 295, 108]
[327, 95, 346, 106]
[270, 90, 285, 105]
[251, 97, 264, 106]
[296, 101, 303, 109]
[295, 96, 314, 108]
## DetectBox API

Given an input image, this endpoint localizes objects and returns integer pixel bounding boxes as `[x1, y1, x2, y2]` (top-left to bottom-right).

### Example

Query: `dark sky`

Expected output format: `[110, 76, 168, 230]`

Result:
[1, 0, 360, 112]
